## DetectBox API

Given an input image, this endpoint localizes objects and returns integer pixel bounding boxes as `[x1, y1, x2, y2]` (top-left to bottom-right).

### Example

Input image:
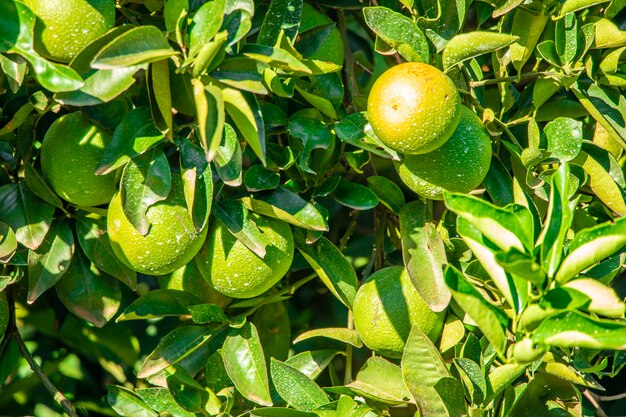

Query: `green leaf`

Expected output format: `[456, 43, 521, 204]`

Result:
[445, 265, 508, 356]
[485, 364, 527, 404]
[330, 180, 379, 211]
[56, 249, 121, 327]
[564, 278, 624, 317]
[138, 325, 213, 378]
[117, 289, 203, 321]
[347, 357, 412, 404]
[189, 0, 226, 57]
[417, 0, 466, 51]
[0, 223, 17, 264]
[241, 187, 328, 231]
[97, 107, 165, 175]
[545, 118, 583, 161]
[188, 303, 229, 324]
[593, 18, 626, 49]
[288, 118, 332, 174]
[252, 409, 317, 417]
[555, 13, 578, 65]
[0, 182, 55, 251]
[285, 350, 341, 380]
[366, 176, 405, 214]
[148, 60, 173, 134]
[136, 387, 196, 417]
[363, 7, 429, 63]
[538, 361, 603, 389]
[443, 32, 518, 69]
[107, 385, 157, 417]
[333, 112, 401, 160]
[27, 220, 74, 304]
[55, 26, 144, 106]
[245, 165, 280, 191]
[294, 229, 358, 309]
[575, 143, 626, 216]
[294, 82, 337, 119]
[536, 163, 573, 279]
[559, 0, 609, 16]
[120, 147, 172, 235]
[257, 0, 303, 45]
[444, 192, 532, 253]
[293, 328, 362, 348]
[24, 163, 64, 210]
[243, 44, 311, 74]
[92, 26, 177, 69]
[76, 213, 137, 290]
[193, 80, 225, 162]
[483, 157, 514, 206]
[402, 325, 462, 417]
[271, 358, 329, 411]
[556, 217, 626, 283]
[178, 140, 213, 232]
[222, 322, 272, 406]
[455, 358, 486, 405]
[509, 8, 549, 71]
[399, 201, 450, 312]
[214, 123, 243, 187]
[495, 249, 545, 285]
[223, 87, 266, 164]
[213, 200, 270, 257]
[532, 311, 626, 350]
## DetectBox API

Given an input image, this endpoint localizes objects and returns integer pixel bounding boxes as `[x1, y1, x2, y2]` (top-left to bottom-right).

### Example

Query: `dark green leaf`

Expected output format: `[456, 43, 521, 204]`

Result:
[347, 357, 411, 404]
[294, 229, 358, 309]
[56, 249, 121, 327]
[76, 213, 137, 290]
[366, 176, 405, 214]
[24, 163, 64, 210]
[148, 60, 173, 134]
[545, 118, 583, 161]
[288, 118, 332, 174]
[222, 322, 272, 406]
[138, 325, 213, 378]
[333, 112, 401, 160]
[117, 289, 203, 321]
[27, 220, 74, 304]
[285, 350, 341, 380]
[455, 358, 486, 405]
[555, 13, 578, 65]
[193, 80, 225, 162]
[245, 165, 280, 191]
[330, 179, 379, 210]
[271, 358, 328, 411]
[0, 223, 17, 263]
[189, 0, 226, 57]
[399, 201, 450, 312]
[136, 387, 196, 417]
[92, 26, 177, 69]
[107, 385, 157, 417]
[188, 303, 229, 324]
[121, 147, 172, 235]
[97, 107, 165, 175]
[214, 123, 243, 186]
[178, 139, 213, 232]
[213, 199, 270, 257]
[0, 182, 55, 250]
[243, 44, 311, 74]
[257, 0, 303, 45]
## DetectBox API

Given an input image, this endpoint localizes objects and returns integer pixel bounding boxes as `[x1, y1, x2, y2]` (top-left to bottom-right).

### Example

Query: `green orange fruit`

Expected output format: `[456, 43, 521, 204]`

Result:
[195, 215, 294, 299]
[353, 266, 445, 358]
[40, 111, 117, 207]
[297, 3, 344, 66]
[367, 62, 461, 154]
[395, 106, 492, 200]
[107, 175, 207, 276]
[23, 0, 116, 63]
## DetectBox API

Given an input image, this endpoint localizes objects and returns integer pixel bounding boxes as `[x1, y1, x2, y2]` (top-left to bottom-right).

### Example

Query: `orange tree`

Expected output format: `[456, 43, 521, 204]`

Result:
[1, 0, 626, 416]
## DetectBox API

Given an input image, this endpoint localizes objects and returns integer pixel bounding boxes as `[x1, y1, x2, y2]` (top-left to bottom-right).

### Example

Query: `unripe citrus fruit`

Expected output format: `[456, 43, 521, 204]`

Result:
[23, 0, 116, 63]
[157, 261, 231, 308]
[40, 112, 117, 207]
[297, 3, 344, 66]
[395, 106, 492, 200]
[353, 266, 445, 358]
[195, 215, 294, 299]
[367, 62, 461, 154]
[107, 175, 208, 276]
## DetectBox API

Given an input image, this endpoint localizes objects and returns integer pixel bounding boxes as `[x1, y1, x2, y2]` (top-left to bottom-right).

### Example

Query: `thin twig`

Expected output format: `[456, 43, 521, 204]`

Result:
[584, 389, 609, 417]
[337, 10, 358, 112]
[6, 289, 79, 417]
[597, 392, 626, 402]
[469, 71, 561, 88]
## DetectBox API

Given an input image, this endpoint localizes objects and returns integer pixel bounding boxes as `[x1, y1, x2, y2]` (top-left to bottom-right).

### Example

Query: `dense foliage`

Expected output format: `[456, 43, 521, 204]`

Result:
[1, 0, 626, 416]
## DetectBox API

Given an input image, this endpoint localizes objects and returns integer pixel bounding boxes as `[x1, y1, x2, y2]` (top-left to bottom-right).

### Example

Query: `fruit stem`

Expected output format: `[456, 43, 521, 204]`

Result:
[469, 71, 561, 88]
[5, 288, 79, 417]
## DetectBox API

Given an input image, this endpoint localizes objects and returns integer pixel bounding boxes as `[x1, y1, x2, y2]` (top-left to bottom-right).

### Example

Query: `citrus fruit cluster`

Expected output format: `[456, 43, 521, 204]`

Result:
[367, 62, 492, 200]
[38, 110, 295, 301]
